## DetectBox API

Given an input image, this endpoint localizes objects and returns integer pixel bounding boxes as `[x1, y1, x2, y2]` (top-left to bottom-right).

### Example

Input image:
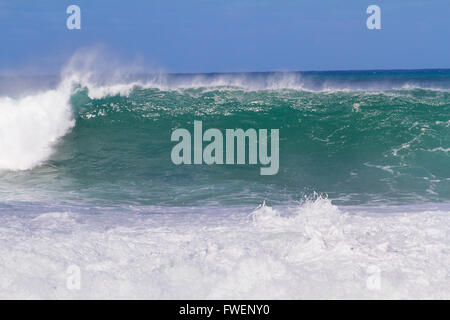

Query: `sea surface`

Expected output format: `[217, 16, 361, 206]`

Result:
[0, 69, 449, 299]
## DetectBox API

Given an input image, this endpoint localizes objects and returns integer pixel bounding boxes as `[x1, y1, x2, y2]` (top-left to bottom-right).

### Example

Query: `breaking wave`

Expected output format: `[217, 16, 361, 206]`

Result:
[0, 53, 449, 205]
[1, 52, 449, 299]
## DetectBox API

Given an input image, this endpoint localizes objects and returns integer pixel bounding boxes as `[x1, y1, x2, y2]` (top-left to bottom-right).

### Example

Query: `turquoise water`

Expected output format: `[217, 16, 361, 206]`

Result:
[0, 70, 449, 208]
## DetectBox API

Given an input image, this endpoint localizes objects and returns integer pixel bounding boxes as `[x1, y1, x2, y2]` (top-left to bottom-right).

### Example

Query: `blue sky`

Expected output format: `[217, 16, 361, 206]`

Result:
[0, 0, 449, 74]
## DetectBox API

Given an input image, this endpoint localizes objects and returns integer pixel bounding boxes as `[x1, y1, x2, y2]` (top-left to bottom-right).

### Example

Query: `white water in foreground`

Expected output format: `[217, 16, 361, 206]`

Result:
[0, 197, 448, 299]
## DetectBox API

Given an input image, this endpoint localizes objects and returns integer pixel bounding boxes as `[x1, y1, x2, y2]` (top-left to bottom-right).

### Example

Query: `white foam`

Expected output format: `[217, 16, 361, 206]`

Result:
[428, 147, 450, 153]
[0, 198, 448, 299]
[0, 88, 74, 171]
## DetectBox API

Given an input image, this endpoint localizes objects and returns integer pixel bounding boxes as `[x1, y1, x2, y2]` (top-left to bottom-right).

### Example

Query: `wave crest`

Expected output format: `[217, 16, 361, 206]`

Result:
[0, 89, 74, 171]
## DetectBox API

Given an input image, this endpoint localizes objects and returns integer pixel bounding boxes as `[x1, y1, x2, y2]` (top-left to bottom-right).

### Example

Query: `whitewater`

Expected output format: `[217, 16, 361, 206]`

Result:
[0, 199, 449, 299]
[0, 58, 449, 299]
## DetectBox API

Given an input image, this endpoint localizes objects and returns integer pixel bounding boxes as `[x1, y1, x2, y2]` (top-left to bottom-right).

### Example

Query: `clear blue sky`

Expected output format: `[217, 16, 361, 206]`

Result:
[0, 0, 449, 74]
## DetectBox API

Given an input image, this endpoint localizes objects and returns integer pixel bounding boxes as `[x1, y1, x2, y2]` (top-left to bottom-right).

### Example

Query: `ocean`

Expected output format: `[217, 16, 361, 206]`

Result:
[0, 68, 449, 298]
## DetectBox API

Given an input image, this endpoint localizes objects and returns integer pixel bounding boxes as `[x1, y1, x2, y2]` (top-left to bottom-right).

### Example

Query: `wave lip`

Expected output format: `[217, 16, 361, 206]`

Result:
[0, 88, 74, 171]
[99, 71, 450, 93]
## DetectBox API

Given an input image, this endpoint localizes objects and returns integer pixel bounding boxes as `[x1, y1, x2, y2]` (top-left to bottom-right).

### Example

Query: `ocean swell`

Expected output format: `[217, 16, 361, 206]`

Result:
[0, 64, 449, 205]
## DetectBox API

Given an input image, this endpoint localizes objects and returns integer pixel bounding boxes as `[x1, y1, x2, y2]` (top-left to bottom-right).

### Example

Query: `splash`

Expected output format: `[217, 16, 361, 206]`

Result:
[0, 88, 74, 170]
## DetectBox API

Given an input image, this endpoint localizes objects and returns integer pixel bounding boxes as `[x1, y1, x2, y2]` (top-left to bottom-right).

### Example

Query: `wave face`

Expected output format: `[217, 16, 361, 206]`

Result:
[0, 70, 449, 206]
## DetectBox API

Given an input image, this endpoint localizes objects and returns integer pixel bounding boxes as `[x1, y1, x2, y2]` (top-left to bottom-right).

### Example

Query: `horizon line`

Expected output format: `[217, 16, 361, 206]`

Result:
[1, 67, 449, 78]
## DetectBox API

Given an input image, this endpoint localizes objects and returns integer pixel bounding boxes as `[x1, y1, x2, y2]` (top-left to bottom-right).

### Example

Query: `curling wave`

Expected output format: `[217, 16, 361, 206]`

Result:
[0, 64, 449, 205]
